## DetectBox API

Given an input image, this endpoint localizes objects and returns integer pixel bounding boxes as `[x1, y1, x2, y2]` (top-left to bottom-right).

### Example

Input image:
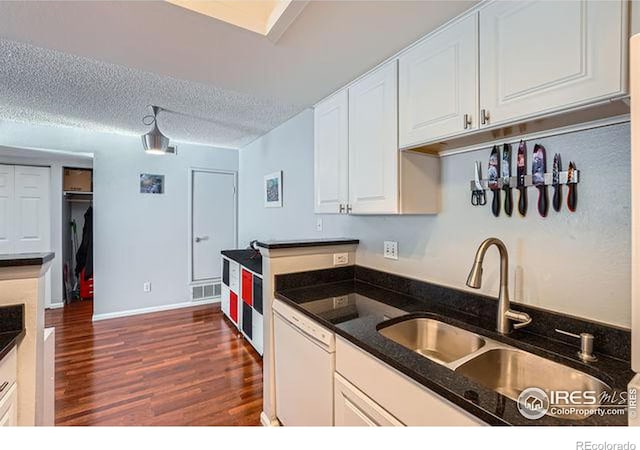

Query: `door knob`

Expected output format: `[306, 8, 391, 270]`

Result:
[195, 236, 209, 243]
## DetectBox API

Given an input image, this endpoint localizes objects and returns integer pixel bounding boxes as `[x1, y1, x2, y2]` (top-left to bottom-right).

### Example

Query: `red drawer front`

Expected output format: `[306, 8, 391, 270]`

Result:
[241, 269, 253, 306]
[230, 291, 238, 323]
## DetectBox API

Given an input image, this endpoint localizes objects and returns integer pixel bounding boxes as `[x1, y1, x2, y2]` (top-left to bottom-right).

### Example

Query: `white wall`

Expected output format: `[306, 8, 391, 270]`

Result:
[239, 109, 631, 328]
[0, 120, 238, 318]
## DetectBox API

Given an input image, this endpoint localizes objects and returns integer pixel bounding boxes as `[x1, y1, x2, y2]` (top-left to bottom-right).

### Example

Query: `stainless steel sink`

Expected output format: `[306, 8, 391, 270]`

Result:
[378, 318, 486, 364]
[455, 348, 611, 420]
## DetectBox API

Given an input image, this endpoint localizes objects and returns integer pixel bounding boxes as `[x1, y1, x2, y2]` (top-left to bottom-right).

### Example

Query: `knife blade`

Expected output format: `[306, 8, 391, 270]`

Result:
[516, 140, 528, 216]
[502, 143, 513, 216]
[488, 145, 500, 217]
[471, 161, 486, 206]
[552, 153, 562, 212]
[532, 144, 548, 217]
[567, 161, 577, 212]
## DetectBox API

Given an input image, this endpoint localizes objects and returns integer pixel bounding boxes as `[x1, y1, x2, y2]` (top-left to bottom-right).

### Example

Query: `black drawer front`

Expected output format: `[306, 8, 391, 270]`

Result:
[222, 259, 229, 286]
[242, 302, 252, 339]
[253, 276, 263, 314]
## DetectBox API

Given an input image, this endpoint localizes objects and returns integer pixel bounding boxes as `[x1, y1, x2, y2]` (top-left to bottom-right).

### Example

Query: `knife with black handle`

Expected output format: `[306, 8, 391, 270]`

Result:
[502, 143, 513, 216]
[488, 146, 500, 217]
[516, 140, 527, 216]
[533, 144, 548, 217]
[552, 153, 562, 212]
[567, 161, 577, 212]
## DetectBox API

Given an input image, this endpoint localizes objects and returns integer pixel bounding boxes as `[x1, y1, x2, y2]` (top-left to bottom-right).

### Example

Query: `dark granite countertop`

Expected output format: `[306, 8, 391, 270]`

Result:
[0, 252, 55, 268]
[275, 270, 633, 426]
[255, 238, 359, 250]
[221, 249, 262, 275]
[0, 304, 24, 360]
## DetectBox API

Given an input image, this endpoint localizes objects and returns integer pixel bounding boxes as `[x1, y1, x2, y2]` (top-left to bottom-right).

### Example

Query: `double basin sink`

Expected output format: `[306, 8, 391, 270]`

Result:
[378, 317, 610, 421]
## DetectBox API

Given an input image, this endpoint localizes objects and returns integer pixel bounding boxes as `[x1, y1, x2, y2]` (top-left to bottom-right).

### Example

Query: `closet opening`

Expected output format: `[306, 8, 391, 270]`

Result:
[62, 168, 93, 306]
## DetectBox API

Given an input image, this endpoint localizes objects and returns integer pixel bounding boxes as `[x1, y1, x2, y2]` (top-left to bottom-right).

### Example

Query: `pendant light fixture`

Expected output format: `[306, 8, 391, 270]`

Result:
[141, 105, 171, 154]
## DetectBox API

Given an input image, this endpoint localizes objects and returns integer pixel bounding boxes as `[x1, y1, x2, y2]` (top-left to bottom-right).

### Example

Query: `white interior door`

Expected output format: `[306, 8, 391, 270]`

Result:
[191, 170, 236, 282]
[0, 165, 15, 254]
[13, 165, 50, 254]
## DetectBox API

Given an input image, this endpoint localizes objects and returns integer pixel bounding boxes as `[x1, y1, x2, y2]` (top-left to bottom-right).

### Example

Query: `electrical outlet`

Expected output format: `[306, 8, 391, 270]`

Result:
[333, 253, 348, 266]
[143, 281, 151, 293]
[316, 217, 323, 232]
[384, 241, 398, 260]
[333, 296, 349, 308]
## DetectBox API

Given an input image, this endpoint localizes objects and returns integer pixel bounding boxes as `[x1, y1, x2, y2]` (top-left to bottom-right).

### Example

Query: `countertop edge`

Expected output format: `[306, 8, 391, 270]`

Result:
[0, 252, 55, 268]
[255, 238, 359, 250]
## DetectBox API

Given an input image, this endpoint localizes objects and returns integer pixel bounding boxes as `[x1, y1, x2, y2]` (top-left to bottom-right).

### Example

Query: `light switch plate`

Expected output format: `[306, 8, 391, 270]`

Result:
[333, 253, 349, 266]
[384, 241, 398, 260]
[143, 281, 151, 292]
[316, 217, 323, 232]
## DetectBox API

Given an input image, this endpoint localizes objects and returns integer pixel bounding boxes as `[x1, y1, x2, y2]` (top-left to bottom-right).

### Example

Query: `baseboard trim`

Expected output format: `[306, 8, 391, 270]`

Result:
[46, 302, 65, 310]
[260, 411, 281, 427]
[92, 298, 220, 322]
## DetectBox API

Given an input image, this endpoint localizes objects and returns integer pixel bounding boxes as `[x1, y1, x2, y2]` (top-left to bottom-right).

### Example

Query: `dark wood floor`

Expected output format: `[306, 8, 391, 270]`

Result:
[45, 300, 263, 426]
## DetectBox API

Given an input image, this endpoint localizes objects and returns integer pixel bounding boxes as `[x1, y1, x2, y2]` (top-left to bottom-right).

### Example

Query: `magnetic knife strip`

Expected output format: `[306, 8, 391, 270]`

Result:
[469, 170, 580, 191]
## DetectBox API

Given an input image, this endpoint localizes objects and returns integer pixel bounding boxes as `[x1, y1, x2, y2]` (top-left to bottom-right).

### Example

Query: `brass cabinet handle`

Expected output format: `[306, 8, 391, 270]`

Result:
[480, 109, 490, 125]
[463, 113, 472, 129]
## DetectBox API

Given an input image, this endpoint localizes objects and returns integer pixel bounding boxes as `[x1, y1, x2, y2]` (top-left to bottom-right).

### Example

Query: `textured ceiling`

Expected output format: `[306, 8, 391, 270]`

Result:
[0, 38, 298, 148]
[0, 0, 477, 149]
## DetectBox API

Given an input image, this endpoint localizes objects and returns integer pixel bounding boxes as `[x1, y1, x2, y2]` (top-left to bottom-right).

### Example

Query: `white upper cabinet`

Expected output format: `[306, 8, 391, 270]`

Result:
[348, 60, 399, 215]
[479, 0, 627, 128]
[314, 90, 349, 214]
[399, 13, 479, 147]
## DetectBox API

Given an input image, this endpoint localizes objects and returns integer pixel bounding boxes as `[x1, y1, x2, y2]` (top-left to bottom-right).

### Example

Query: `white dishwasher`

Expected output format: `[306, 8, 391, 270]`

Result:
[273, 299, 335, 426]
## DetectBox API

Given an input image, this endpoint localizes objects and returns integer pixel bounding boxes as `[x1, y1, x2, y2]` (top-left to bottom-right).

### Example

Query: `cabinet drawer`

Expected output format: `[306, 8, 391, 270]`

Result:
[336, 337, 484, 426]
[335, 373, 403, 426]
[0, 347, 17, 404]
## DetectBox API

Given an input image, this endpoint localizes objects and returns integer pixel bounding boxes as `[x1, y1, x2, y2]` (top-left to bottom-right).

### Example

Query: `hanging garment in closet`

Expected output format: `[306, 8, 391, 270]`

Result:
[75, 206, 93, 281]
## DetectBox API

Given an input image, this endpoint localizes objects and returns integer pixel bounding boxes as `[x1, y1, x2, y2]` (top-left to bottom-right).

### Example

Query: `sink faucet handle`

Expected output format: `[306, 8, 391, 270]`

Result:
[555, 329, 597, 363]
[505, 310, 532, 330]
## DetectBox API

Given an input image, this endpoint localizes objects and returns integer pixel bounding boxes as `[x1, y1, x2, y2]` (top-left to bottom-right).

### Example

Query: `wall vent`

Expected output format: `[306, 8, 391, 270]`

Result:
[191, 282, 221, 301]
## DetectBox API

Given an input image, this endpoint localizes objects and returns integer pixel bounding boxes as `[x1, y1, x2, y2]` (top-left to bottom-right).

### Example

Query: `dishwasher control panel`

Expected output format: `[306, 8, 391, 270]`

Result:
[273, 299, 335, 349]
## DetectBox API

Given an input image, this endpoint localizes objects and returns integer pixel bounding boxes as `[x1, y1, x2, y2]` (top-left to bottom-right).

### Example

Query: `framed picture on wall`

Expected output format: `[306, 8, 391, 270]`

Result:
[140, 174, 165, 194]
[264, 171, 283, 208]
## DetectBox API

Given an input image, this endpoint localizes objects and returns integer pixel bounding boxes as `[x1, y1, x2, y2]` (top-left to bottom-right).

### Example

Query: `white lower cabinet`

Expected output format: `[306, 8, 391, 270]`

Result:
[334, 373, 403, 426]
[0, 347, 18, 427]
[0, 383, 17, 426]
[335, 336, 485, 426]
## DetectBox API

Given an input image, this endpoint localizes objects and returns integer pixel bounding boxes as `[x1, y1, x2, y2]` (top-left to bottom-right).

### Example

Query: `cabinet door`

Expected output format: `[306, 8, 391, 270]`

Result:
[0, 383, 17, 427]
[241, 269, 253, 306]
[222, 258, 230, 286]
[334, 373, 403, 426]
[314, 90, 349, 214]
[252, 309, 263, 355]
[242, 302, 252, 339]
[399, 14, 478, 147]
[230, 291, 239, 325]
[348, 60, 399, 214]
[479, 0, 626, 127]
[252, 276, 263, 314]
